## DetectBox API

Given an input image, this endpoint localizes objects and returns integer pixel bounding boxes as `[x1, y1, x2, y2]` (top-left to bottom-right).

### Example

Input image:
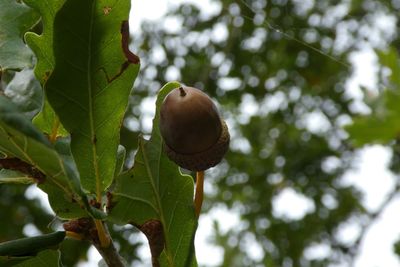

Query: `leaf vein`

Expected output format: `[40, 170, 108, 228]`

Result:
[114, 192, 158, 213]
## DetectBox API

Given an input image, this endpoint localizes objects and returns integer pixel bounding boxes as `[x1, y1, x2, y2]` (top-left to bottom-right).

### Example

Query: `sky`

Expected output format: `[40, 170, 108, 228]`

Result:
[24, 1, 400, 266]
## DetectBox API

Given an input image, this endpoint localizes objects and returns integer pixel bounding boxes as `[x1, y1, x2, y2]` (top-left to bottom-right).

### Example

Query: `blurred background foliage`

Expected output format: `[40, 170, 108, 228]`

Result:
[1, 0, 400, 266]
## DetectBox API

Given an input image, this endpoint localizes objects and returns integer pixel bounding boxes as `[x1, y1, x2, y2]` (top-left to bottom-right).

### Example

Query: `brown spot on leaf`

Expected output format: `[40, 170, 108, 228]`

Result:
[0, 158, 45, 183]
[140, 220, 164, 267]
[97, 21, 140, 84]
[121, 21, 140, 64]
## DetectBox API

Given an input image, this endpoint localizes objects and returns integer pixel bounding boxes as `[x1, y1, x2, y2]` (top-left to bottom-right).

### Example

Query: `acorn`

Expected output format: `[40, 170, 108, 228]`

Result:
[159, 86, 230, 171]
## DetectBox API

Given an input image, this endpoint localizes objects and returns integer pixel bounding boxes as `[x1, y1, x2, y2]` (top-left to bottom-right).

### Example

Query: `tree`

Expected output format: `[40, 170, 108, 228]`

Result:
[1, 0, 198, 266]
[130, 0, 400, 266]
[0, 0, 400, 266]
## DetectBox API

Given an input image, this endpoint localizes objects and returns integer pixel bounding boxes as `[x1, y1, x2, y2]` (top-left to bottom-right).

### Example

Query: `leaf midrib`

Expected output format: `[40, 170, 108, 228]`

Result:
[140, 139, 174, 266]
[87, 0, 102, 199]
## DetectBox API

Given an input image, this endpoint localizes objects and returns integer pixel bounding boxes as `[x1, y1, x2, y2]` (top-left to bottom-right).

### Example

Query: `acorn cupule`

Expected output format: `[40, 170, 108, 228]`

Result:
[164, 119, 229, 171]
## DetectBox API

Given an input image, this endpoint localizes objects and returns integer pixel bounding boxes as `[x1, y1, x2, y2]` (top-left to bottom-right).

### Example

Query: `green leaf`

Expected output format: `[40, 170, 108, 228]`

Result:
[347, 50, 400, 146]
[0, 96, 86, 219]
[109, 82, 198, 267]
[377, 48, 400, 88]
[346, 114, 400, 146]
[0, 231, 65, 257]
[14, 250, 61, 267]
[0, 95, 52, 153]
[39, 182, 87, 218]
[0, 255, 32, 267]
[43, 0, 139, 195]
[4, 69, 42, 118]
[33, 98, 68, 139]
[0, 169, 35, 185]
[0, 0, 39, 71]
[24, 0, 66, 84]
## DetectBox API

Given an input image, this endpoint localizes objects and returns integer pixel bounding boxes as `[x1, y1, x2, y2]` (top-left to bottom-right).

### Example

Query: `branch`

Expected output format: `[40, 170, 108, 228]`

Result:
[93, 234, 126, 267]
[63, 218, 125, 267]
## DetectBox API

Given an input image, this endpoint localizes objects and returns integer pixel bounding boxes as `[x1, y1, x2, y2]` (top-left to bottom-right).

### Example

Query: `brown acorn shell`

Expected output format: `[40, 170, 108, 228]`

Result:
[164, 119, 230, 171]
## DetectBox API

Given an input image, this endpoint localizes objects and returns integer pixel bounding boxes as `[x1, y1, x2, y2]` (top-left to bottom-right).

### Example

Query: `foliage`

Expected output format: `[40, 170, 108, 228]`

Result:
[128, 0, 400, 266]
[0, 0, 198, 266]
[347, 48, 400, 146]
[0, 0, 39, 71]
[1, 0, 400, 267]
[109, 81, 197, 266]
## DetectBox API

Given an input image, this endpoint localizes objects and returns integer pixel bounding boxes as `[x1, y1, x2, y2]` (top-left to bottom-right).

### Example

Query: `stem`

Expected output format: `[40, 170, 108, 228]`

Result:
[95, 219, 110, 248]
[64, 218, 124, 267]
[93, 224, 125, 267]
[179, 86, 186, 97]
[194, 171, 205, 218]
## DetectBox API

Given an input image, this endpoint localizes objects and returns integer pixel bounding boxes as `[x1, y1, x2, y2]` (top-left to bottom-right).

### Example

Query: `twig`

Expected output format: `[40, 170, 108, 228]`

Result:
[92, 225, 125, 267]
[95, 219, 111, 248]
[64, 218, 125, 267]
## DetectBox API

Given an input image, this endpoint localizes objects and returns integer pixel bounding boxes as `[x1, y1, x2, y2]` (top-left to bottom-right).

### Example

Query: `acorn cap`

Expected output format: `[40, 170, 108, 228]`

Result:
[163, 119, 230, 171]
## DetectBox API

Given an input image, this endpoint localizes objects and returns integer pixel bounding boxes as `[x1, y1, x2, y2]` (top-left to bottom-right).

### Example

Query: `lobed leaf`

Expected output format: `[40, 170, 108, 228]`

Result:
[0, 96, 86, 219]
[109, 82, 198, 267]
[43, 0, 140, 195]
[24, 0, 70, 150]
[33, 98, 68, 140]
[0, 0, 39, 71]
[24, 0, 66, 84]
